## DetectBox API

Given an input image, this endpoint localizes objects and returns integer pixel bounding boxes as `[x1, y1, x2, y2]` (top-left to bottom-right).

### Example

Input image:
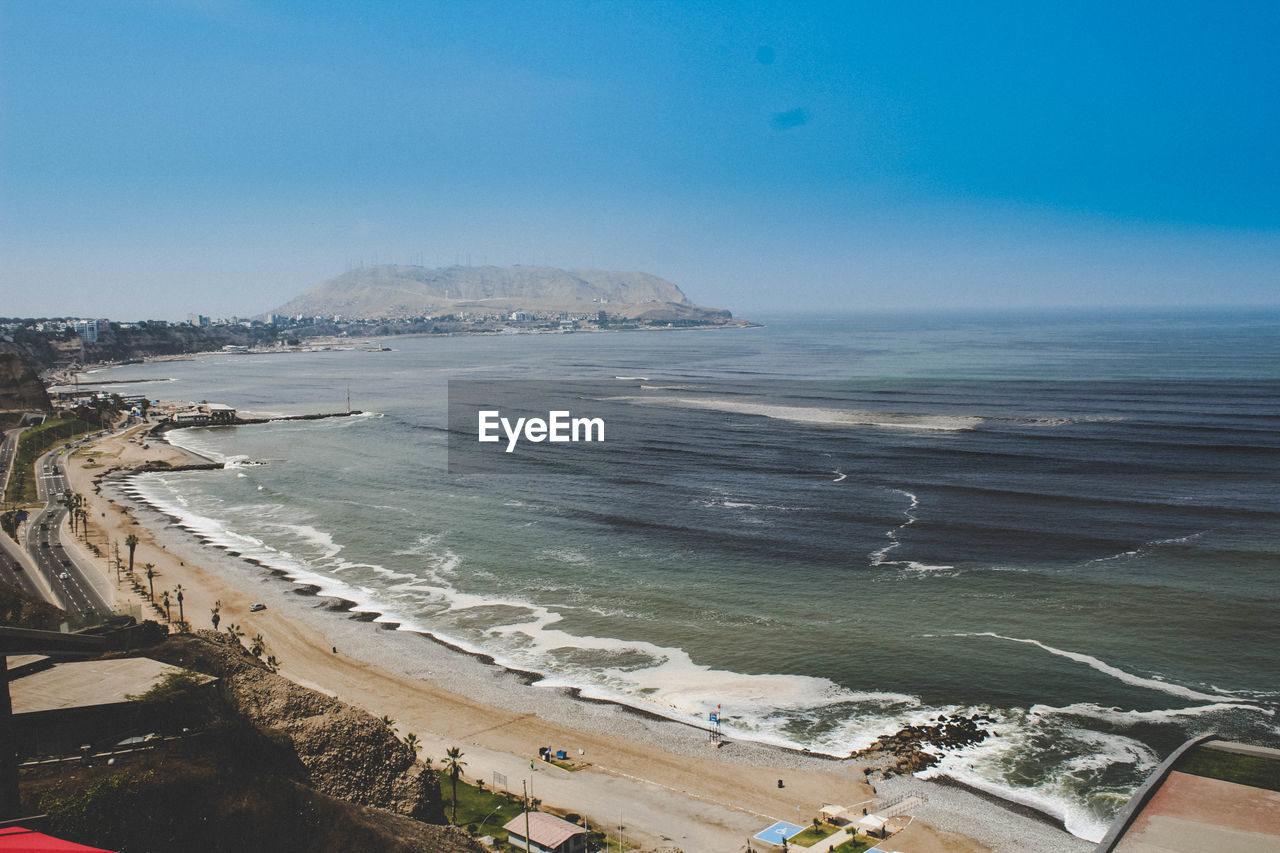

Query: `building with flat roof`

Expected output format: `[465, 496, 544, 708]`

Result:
[502, 812, 587, 853]
[8, 656, 217, 756]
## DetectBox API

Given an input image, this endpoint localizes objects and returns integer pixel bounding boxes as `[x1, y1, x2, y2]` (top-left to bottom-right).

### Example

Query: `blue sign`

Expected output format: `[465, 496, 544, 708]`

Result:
[709, 712, 719, 723]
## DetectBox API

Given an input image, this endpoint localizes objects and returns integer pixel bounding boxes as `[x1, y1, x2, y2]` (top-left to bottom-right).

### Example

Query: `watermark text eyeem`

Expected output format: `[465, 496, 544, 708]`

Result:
[478, 410, 605, 452]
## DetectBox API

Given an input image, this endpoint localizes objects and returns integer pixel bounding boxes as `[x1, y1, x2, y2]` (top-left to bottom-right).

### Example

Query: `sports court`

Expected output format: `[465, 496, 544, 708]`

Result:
[753, 821, 805, 845]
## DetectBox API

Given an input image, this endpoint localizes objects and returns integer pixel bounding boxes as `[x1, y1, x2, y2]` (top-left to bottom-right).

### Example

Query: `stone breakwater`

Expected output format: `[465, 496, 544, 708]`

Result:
[148, 410, 366, 437]
[854, 713, 996, 776]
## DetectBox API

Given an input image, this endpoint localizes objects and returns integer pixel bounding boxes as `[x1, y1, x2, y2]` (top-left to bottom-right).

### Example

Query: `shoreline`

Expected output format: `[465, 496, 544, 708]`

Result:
[66, 418, 1090, 852]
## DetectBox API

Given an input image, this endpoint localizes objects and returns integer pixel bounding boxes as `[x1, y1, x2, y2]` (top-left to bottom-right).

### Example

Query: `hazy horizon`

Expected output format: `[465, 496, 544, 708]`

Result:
[3, 2, 1278, 320]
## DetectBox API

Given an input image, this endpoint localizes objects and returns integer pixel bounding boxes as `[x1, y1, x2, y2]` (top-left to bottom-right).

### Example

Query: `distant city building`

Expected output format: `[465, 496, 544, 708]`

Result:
[187, 313, 211, 327]
[73, 319, 98, 343]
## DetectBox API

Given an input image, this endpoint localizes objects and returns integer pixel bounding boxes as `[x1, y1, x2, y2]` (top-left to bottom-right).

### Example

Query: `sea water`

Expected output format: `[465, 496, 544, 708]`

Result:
[93, 308, 1280, 842]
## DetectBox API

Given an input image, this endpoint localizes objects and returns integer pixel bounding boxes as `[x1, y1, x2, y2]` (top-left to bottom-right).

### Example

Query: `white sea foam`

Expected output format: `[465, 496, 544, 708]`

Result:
[831, 470, 847, 482]
[1032, 701, 1273, 724]
[1015, 415, 1126, 427]
[614, 395, 984, 430]
[537, 548, 591, 565]
[868, 490, 956, 572]
[869, 488, 917, 565]
[960, 633, 1248, 703]
[1085, 530, 1207, 565]
[699, 496, 799, 512]
[918, 710, 1159, 842]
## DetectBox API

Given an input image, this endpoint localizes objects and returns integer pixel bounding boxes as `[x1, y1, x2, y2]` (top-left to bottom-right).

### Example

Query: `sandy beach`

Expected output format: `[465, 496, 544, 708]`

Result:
[60, 419, 1090, 853]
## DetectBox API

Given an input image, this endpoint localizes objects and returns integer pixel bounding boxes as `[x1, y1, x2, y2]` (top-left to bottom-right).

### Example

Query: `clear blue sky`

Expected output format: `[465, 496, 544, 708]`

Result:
[2, 0, 1278, 319]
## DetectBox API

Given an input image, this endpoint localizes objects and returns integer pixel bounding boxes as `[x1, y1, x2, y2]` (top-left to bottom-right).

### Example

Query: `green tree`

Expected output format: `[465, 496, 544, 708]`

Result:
[125, 533, 139, 572]
[444, 746, 467, 824]
[226, 623, 244, 645]
[174, 583, 185, 629]
[404, 732, 420, 755]
[380, 715, 397, 734]
[249, 634, 265, 658]
[161, 590, 171, 622]
[210, 601, 221, 631]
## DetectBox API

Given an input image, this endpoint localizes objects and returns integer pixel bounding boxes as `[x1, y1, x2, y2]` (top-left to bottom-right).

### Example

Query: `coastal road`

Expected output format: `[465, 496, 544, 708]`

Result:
[0, 425, 57, 603]
[22, 444, 113, 618]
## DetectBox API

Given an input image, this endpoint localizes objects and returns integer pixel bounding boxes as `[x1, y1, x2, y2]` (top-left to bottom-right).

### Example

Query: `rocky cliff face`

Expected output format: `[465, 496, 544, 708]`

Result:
[153, 631, 445, 824]
[0, 351, 52, 412]
[272, 264, 733, 321]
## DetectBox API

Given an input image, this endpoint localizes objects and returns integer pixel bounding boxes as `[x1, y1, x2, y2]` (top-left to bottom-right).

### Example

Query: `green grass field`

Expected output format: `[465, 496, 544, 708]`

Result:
[1177, 745, 1280, 793]
[789, 822, 842, 846]
[434, 771, 623, 850]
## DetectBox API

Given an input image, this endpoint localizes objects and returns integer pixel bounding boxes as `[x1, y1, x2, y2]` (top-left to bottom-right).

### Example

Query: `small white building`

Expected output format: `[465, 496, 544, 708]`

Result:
[503, 812, 587, 853]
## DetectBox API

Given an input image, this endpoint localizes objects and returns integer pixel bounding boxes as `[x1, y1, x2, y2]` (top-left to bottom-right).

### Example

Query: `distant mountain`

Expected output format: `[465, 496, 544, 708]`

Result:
[270, 265, 734, 322]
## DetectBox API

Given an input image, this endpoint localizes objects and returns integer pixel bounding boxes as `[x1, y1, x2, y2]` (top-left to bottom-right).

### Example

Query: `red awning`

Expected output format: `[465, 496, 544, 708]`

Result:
[0, 827, 115, 853]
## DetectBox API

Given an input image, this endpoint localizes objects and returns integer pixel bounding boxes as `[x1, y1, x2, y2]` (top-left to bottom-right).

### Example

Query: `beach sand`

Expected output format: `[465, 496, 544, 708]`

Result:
[61, 420, 1090, 853]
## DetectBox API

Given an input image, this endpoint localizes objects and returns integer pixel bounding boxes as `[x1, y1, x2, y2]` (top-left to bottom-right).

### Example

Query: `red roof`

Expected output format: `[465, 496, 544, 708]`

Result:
[0, 828, 116, 853]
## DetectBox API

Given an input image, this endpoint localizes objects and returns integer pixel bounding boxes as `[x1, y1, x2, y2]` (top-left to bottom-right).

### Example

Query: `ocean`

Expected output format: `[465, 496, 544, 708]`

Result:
[91, 309, 1280, 842]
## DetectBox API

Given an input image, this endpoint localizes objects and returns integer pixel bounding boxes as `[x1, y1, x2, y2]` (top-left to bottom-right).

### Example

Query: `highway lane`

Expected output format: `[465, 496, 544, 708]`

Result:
[24, 442, 114, 618]
[0, 425, 54, 602]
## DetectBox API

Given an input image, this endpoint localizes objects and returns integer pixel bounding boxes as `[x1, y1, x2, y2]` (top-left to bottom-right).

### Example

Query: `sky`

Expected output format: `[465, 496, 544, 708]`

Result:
[2, 0, 1278, 320]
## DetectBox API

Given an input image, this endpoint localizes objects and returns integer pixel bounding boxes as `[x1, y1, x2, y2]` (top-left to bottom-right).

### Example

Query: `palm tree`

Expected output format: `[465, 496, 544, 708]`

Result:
[226, 623, 244, 644]
[174, 584, 185, 629]
[380, 715, 397, 734]
[144, 563, 156, 600]
[265, 654, 281, 673]
[125, 534, 139, 572]
[161, 590, 171, 622]
[249, 634, 265, 658]
[210, 602, 221, 631]
[404, 733, 421, 755]
[443, 746, 467, 824]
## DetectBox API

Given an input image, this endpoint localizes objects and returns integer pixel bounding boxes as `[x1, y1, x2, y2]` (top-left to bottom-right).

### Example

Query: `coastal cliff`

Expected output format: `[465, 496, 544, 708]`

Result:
[0, 351, 52, 412]
[152, 630, 448, 823]
[23, 630, 483, 853]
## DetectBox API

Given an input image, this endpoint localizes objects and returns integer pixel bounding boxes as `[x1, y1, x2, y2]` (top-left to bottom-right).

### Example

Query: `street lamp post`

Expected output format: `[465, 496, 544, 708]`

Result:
[476, 803, 505, 836]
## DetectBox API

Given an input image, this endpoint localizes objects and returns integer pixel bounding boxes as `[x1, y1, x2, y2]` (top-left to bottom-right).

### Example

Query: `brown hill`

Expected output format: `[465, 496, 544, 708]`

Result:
[271, 264, 734, 322]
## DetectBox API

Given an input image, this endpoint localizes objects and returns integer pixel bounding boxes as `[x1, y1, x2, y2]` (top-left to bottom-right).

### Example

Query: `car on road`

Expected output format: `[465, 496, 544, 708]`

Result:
[58, 571, 69, 580]
[249, 603, 267, 612]
[60, 558, 71, 566]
